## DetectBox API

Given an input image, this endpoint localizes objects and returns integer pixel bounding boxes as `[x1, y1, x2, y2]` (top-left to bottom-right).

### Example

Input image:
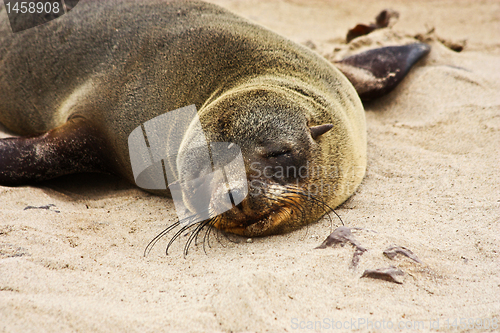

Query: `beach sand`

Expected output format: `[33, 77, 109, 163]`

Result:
[1, 0, 499, 332]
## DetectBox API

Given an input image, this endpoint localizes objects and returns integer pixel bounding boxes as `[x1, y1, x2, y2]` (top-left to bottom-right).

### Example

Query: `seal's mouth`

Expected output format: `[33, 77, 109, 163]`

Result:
[144, 182, 333, 256]
[210, 186, 306, 237]
[213, 205, 291, 236]
[225, 205, 297, 236]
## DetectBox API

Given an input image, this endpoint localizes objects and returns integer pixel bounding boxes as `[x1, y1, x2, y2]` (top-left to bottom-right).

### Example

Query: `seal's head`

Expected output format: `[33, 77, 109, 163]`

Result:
[176, 84, 341, 237]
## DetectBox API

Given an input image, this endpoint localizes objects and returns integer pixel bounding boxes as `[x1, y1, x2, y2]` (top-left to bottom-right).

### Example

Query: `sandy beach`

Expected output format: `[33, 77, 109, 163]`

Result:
[1, 0, 499, 332]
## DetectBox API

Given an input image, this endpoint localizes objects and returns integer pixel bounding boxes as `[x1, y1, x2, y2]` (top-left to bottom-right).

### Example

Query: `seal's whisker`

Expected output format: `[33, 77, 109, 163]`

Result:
[193, 216, 213, 248]
[145, 180, 344, 257]
[165, 221, 200, 256]
[256, 180, 331, 233]
[144, 220, 181, 257]
[205, 217, 217, 250]
[203, 215, 226, 253]
[197, 213, 238, 252]
[201, 217, 217, 254]
[264, 182, 343, 233]
[262, 194, 307, 225]
[184, 218, 214, 257]
[185, 208, 231, 256]
[260, 193, 310, 240]
[283, 186, 343, 227]
[296, 192, 339, 230]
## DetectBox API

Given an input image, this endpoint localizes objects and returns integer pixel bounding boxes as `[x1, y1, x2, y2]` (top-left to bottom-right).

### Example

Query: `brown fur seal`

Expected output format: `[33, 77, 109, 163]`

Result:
[0, 0, 429, 252]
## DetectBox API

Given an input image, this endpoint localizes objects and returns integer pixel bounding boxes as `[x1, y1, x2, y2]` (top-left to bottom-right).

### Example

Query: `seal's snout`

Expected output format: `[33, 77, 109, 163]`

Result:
[228, 187, 245, 207]
[174, 139, 249, 223]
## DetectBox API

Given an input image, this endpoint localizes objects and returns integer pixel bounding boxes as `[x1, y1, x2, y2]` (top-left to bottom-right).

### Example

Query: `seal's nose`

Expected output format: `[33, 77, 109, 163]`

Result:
[228, 187, 245, 206]
[175, 142, 249, 220]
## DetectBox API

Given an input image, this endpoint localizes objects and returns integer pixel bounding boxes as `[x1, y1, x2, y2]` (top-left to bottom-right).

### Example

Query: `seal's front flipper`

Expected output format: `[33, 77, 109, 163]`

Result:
[335, 43, 430, 101]
[0, 118, 111, 186]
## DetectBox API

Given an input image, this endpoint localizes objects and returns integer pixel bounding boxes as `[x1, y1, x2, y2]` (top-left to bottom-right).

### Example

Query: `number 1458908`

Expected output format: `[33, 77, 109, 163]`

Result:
[6, 1, 61, 14]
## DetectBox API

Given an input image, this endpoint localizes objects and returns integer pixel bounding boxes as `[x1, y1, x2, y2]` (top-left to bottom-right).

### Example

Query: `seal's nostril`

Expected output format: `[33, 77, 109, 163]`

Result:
[230, 188, 241, 199]
[228, 191, 235, 205]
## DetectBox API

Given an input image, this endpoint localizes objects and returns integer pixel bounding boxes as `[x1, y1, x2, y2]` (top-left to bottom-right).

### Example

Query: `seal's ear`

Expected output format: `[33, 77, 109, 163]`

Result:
[334, 43, 430, 101]
[310, 124, 333, 140]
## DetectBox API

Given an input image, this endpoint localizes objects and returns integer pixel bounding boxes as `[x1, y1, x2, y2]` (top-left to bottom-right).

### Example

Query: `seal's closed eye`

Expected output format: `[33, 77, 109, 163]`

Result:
[264, 149, 292, 159]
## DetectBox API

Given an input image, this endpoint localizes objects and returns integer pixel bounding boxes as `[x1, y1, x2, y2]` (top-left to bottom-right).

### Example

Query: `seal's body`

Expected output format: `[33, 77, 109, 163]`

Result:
[0, 0, 428, 238]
